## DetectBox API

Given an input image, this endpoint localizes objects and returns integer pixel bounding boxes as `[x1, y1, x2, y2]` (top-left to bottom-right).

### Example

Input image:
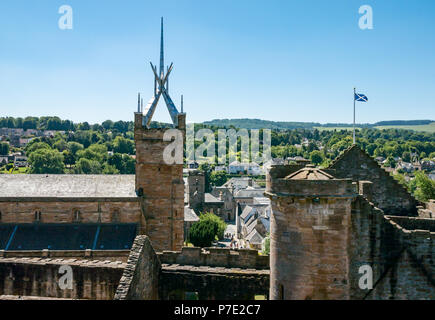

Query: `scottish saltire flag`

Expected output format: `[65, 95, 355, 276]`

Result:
[355, 92, 368, 102]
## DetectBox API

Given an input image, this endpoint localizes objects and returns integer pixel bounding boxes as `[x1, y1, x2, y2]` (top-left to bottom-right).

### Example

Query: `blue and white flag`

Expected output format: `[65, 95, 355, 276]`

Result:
[354, 93, 368, 102]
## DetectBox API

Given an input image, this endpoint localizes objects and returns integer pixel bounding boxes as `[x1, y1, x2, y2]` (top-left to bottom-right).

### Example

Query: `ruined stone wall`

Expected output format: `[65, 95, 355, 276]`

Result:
[158, 246, 269, 269]
[0, 199, 144, 231]
[114, 235, 160, 300]
[349, 196, 400, 299]
[328, 145, 418, 215]
[134, 113, 185, 251]
[350, 196, 435, 299]
[0, 257, 124, 299]
[365, 215, 435, 299]
[0, 249, 130, 262]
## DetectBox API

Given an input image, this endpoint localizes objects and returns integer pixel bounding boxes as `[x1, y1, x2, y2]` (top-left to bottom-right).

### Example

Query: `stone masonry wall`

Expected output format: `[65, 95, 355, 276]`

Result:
[365, 215, 435, 299]
[350, 196, 435, 299]
[114, 235, 160, 300]
[328, 145, 418, 215]
[0, 199, 144, 232]
[134, 112, 185, 251]
[158, 246, 269, 269]
[0, 257, 124, 299]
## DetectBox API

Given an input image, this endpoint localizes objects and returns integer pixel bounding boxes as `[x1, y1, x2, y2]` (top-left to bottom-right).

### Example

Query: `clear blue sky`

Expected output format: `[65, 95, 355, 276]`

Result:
[0, 0, 434, 124]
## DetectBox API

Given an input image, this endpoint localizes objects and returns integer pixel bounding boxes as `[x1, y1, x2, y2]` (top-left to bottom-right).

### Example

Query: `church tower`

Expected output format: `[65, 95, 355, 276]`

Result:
[134, 18, 186, 251]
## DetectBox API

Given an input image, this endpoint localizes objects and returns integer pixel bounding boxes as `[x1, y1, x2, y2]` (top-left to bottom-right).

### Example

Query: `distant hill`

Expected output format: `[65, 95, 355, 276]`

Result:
[202, 118, 435, 132]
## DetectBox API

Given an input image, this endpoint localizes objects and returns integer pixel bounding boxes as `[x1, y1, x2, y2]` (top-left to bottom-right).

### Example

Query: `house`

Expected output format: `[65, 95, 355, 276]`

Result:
[286, 156, 310, 166]
[236, 204, 270, 250]
[13, 156, 28, 167]
[211, 186, 235, 221]
[222, 177, 261, 192]
[262, 158, 285, 174]
[396, 161, 415, 173]
[203, 193, 225, 219]
[228, 161, 247, 174]
[234, 187, 265, 206]
[421, 160, 435, 172]
[19, 137, 33, 147]
[214, 165, 228, 173]
[247, 162, 261, 175]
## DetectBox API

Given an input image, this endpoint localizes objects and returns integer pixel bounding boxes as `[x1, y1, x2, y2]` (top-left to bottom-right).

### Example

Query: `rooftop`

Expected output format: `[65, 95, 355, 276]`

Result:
[285, 165, 334, 180]
[0, 174, 137, 199]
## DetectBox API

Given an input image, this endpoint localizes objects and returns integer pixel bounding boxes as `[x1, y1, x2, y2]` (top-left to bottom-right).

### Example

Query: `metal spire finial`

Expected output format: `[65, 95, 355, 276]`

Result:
[159, 17, 164, 78]
[142, 18, 181, 128]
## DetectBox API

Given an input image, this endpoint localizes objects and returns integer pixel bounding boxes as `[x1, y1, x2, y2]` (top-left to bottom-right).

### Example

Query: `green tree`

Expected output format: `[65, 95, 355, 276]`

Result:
[310, 150, 324, 166]
[209, 170, 228, 187]
[102, 164, 120, 174]
[384, 156, 396, 168]
[410, 171, 435, 202]
[188, 212, 227, 247]
[0, 142, 10, 155]
[262, 234, 270, 255]
[28, 149, 65, 174]
[74, 158, 102, 174]
[113, 136, 134, 154]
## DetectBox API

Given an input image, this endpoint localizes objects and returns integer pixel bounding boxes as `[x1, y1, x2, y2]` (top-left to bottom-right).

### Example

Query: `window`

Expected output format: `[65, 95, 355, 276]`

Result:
[73, 209, 81, 223]
[34, 210, 42, 222]
[0, 211, 2, 222]
[111, 209, 120, 223]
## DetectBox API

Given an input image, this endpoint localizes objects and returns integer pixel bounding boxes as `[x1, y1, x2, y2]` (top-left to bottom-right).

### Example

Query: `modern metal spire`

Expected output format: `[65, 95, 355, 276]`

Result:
[159, 17, 164, 78]
[142, 18, 181, 128]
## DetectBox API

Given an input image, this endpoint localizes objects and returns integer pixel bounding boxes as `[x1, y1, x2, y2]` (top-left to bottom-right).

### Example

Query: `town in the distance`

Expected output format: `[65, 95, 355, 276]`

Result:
[0, 15, 435, 301]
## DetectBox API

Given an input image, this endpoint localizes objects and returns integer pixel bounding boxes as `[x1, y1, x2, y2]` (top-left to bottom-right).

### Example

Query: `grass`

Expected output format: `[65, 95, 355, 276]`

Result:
[314, 126, 357, 131]
[315, 122, 435, 133]
[0, 167, 28, 174]
[374, 122, 435, 133]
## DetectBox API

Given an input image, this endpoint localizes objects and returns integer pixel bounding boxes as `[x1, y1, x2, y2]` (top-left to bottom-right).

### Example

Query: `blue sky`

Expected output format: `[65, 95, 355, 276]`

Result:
[0, 0, 434, 124]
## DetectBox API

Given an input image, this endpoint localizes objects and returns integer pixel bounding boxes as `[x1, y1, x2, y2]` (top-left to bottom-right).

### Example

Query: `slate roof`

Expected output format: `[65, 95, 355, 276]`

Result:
[0, 223, 137, 250]
[204, 193, 223, 203]
[0, 174, 137, 199]
[184, 206, 200, 222]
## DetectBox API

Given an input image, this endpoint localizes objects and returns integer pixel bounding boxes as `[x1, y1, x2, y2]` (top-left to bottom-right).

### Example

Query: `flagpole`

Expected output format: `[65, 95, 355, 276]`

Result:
[353, 87, 356, 145]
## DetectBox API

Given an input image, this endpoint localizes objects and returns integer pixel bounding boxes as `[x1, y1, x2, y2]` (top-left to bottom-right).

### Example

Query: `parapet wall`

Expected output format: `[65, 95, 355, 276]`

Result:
[351, 196, 435, 299]
[0, 257, 124, 299]
[0, 249, 130, 262]
[158, 246, 269, 270]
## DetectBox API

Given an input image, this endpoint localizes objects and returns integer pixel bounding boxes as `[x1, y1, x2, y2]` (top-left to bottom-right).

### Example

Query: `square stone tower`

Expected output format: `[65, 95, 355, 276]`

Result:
[134, 112, 186, 251]
[266, 164, 356, 300]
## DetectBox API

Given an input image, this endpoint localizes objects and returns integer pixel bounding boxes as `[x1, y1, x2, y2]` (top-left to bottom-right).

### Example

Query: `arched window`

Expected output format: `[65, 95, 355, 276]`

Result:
[34, 210, 42, 222]
[111, 209, 120, 223]
[73, 209, 81, 223]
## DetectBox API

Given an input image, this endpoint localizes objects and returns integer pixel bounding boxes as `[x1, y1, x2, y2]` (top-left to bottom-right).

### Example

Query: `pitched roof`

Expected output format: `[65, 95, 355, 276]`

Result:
[0, 174, 137, 199]
[245, 229, 264, 244]
[204, 193, 223, 203]
[285, 165, 333, 180]
[184, 206, 200, 222]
